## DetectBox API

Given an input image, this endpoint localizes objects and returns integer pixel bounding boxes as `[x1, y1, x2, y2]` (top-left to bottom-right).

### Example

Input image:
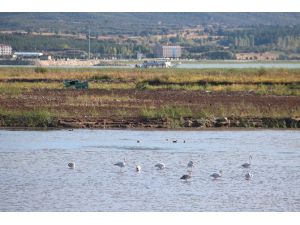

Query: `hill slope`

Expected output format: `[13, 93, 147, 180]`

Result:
[0, 12, 300, 35]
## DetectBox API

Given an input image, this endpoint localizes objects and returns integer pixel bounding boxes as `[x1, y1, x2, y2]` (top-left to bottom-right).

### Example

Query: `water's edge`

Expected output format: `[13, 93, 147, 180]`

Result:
[1, 116, 300, 129]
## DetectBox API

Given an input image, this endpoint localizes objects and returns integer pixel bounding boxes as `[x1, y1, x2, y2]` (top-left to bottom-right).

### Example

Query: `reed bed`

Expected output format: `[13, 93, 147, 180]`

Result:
[0, 67, 300, 84]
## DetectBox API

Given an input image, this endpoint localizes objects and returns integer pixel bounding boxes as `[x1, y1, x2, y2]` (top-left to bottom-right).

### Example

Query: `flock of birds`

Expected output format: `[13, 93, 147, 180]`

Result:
[67, 154, 253, 181]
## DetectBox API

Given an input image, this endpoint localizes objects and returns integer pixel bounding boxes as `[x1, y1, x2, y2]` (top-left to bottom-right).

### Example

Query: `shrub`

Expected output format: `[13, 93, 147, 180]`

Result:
[34, 67, 48, 73]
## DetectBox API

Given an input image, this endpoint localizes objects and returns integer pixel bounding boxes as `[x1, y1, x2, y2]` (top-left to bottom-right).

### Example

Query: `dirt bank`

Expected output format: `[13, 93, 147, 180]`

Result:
[1, 88, 300, 129]
[55, 116, 300, 129]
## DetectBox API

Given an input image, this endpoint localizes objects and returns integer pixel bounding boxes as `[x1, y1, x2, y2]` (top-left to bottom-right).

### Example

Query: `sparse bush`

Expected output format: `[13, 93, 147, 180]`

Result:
[140, 106, 193, 119]
[34, 67, 48, 73]
[90, 75, 111, 81]
[135, 81, 149, 90]
[257, 67, 267, 76]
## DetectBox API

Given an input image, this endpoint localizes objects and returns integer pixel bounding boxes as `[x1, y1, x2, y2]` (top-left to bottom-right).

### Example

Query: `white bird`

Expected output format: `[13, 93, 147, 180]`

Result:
[180, 171, 192, 181]
[68, 162, 75, 169]
[245, 172, 253, 180]
[114, 158, 126, 169]
[242, 155, 252, 168]
[210, 170, 223, 179]
[187, 160, 194, 169]
[136, 165, 141, 172]
[155, 163, 165, 170]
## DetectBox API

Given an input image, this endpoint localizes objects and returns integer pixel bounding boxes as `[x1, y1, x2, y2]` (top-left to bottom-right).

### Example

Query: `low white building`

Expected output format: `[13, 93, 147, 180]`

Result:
[13, 52, 43, 58]
[0, 44, 12, 56]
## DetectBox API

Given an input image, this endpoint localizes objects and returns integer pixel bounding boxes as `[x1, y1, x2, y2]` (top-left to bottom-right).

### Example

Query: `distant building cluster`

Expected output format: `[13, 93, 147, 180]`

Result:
[236, 52, 279, 60]
[154, 45, 182, 58]
[0, 44, 12, 56]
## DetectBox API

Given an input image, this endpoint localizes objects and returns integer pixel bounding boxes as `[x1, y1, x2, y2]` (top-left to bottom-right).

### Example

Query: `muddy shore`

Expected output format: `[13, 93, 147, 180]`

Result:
[54, 116, 300, 129]
[1, 88, 300, 129]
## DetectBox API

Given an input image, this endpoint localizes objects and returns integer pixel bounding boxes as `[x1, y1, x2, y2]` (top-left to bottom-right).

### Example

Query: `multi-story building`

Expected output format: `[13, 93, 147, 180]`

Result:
[0, 44, 12, 56]
[154, 45, 182, 58]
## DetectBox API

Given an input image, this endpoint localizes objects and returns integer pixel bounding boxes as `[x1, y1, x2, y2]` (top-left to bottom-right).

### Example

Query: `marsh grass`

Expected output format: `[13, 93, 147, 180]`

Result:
[140, 102, 300, 120]
[34, 67, 48, 73]
[90, 82, 135, 90]
[65, 94, 134, 107]
[137, 82, 300, 96]
[1, 67, 300, 83]
[89, 74, 112, 81]
[0, 109, 55, 127]
[0, 67, 300, 95]
[0, 82, 63, 96]
[140, 105, 193, 119]
[0, 67, 300, 128]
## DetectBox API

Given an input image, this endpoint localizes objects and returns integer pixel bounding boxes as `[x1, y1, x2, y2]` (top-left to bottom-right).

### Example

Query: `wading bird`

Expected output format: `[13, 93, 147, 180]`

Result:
[114, 158, 126, 170]
[68, 162, 75, 169]
[155, 163, 165, 170]
[245, 172, 253, 180]
[242, 155, 252, 168]
[187, 160, 194, 169]
[136, 165, 141, 172]
[210, 170, 223, 179]
[180, 171, 192, 181]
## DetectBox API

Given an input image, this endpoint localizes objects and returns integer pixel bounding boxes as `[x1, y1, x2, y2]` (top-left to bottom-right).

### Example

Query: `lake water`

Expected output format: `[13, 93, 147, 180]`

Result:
[1, 62, 300, 69]
[0, 129, 300, 211]
[176, 63, 300, 69]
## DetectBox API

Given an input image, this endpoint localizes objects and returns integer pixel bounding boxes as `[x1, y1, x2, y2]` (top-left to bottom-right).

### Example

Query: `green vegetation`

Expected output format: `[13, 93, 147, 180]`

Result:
[141, 106, 193, 119]
[0, 67, 299, 95]
[139, 104, 300, 128]
[0, 109, 55, 127]
[1, 13, 300, 59]
[34, 67, 48, 73]
[225, 25, 300, 52]
[2, 13, 300, 35]
[0, 82, 62, 96]
[0, 33, 149, 58]
[0, 67, 299, 128]
[140, 103, 300, 120]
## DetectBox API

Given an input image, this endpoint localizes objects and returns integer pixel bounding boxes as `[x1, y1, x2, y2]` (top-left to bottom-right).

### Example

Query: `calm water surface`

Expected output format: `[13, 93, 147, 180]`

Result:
[177, 63, 300, 69]
[0, 129, 299, 211]
[1, 62, 300, 69]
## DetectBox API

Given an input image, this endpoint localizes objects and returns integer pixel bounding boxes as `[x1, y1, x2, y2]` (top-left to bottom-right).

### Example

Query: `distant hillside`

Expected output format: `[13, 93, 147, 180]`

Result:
[0, 13, 300, 35]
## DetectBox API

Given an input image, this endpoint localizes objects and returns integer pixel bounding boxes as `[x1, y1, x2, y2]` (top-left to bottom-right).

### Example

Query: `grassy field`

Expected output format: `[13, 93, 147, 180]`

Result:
[0, 67, 300, 93]
[0, 67, 300, 128]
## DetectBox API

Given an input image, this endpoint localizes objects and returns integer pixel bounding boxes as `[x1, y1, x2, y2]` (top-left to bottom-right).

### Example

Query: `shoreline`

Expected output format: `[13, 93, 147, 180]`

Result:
[1, 116, 300, 130]
[1, 126, 300, 132]
[1, 59, 300, 68]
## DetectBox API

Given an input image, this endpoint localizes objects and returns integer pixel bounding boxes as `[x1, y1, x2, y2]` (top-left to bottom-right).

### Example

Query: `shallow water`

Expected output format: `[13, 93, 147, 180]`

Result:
[1, 62, 300, 69]
[0, 129, 299, 211]
[177, 63, 300, 69]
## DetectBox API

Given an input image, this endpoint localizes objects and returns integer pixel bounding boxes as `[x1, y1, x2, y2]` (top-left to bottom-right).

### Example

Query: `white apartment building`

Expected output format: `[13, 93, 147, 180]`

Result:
[0, 44, 12, 56]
